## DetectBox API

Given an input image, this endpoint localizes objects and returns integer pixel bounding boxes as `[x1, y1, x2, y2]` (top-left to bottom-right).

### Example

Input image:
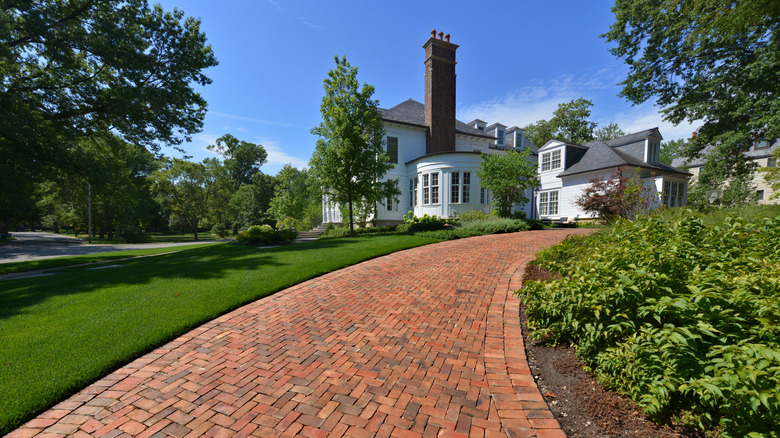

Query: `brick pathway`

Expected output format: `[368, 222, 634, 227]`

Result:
[10, 229, 592, 438]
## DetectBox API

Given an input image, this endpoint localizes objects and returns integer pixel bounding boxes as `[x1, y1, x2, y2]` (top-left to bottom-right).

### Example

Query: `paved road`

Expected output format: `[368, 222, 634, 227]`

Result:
[10, 229, 592, 438]
[0, 232, 223, 264]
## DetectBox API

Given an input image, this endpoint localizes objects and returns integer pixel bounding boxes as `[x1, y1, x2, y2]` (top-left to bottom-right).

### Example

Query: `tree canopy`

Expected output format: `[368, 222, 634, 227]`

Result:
[594, 122, 626, 141]
[523, 98, 597, 146]
[477, 149, 538, 218]
[309, 56, 397, 234]
[604, 0, 779, 171]
[1, 0, 217, 231]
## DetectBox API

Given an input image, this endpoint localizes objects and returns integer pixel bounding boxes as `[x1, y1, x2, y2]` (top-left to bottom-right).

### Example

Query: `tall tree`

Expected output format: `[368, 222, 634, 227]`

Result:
[151, 158, 211, 240]
[309, 56, 398, 235]
[0, 0, 218, 233]
[604, 0, 779, 180]
[523, 98, 597, 146]
[523, 120, 556, 148]
[552, 98, 597, 144]
[660, 139, 686, 166]
[594, 122, 627, 141]
[207, 134, 268, 187]
[228, 172, 277, 231]
[268, 165, 321, 230]
[477, 149, 538, 218]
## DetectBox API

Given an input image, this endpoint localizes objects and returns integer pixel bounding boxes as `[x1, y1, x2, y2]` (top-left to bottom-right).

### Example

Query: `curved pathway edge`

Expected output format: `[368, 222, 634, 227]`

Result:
[9, 229, 593, 438]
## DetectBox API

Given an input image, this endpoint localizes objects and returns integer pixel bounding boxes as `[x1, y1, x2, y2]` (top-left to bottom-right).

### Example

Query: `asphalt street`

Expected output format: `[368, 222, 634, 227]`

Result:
[0, 232, 221, 264]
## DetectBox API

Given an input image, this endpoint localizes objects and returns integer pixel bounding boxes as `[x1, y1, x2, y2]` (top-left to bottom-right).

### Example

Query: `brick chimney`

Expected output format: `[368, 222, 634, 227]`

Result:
[423, 30, 458, 154]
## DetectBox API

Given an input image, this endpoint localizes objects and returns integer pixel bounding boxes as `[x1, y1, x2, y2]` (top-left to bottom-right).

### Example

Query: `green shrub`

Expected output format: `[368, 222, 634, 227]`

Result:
[210, 223, 228, 238]
[321, 226, 351, 238]
[457, 209, 489, 222]
[520, 210, 780, 437]
[235, 224, 298, 245]
[117, 224, 151, 243]
[458, 218, 528, 234]
[401, 211, 447, 231]
[524, 219, 545, 230]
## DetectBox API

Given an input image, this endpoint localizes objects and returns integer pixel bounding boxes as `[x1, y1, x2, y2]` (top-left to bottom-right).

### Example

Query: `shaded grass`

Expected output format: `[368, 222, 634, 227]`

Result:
[0, 234, 440, 434]
[56, 232, 218, 244]
[0, 243, 221, 276]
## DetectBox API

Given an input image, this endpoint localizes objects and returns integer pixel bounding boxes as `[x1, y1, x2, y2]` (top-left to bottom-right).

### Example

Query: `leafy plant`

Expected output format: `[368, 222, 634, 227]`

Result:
[520, 210, 780, 436]
[574, 167, 653, 222]
[401, 212, 447, 231]
[235, 224, 297, 245]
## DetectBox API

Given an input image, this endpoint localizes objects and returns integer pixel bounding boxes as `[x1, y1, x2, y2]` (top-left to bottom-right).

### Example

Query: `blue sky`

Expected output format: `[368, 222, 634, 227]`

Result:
[157, 0, 697, 175]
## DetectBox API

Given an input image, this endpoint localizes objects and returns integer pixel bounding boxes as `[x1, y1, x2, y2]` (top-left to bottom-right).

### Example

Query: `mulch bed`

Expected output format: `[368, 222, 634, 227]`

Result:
[518, 263, 704, 438]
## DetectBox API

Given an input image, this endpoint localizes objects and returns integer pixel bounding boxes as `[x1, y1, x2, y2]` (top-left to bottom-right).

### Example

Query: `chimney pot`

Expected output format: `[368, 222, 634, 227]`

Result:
[438, 31, 443, 40]
[431, 29, 436, 38]
[444, 33, 450, 42]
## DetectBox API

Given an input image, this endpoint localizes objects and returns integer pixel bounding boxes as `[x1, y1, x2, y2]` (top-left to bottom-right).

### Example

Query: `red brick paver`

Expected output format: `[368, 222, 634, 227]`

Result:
[10, 229, 592, 437]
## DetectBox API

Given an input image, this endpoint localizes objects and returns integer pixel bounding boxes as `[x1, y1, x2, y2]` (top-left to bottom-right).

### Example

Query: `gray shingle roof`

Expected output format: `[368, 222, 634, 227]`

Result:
[379, 99, 494, 139]
[584, 127, 662, 148]
[559, 140, 690, 177]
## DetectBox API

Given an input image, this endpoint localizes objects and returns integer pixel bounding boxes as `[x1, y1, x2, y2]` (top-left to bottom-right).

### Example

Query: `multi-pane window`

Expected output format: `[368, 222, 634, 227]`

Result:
[387, 137, 398, 164]
[647, 142, 661, 163]
[541, 150, 561, 171]
[462, 172, 470, 203]
[769, 157, 777, 167]
[480, 188, 490, 205]
[423, 174, 430, 205]
[386, 179, 397, 211]
[497, 129, 505, 145]
[662, 181, 686, 207]
[451, 172, 460, 203]
[539, 190, 559, 216]
[450, 171, 471, 203]
[431, 173, 439, 204]
[409, 178, 417, 207]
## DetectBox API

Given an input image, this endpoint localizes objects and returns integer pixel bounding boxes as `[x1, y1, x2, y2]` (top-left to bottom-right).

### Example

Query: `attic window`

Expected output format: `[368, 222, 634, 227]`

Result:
[478, 126, 484, 132]
[497, 129, 505, 145]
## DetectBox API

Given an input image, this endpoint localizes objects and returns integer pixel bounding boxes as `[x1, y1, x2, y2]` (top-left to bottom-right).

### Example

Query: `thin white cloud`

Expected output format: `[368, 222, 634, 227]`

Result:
[209, 111, 294, 128]
[301, 18, 325, 30]
[260, 138, 309, 169]
[268, 0, 282, 13]
[459, 69, 700, 142]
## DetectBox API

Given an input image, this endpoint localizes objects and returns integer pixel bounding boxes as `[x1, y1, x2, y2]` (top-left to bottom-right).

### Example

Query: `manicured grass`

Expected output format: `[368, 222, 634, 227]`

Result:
[0, 234, 440, 434]
[56, 231, 219, 244]
[0, 243, 222, 276]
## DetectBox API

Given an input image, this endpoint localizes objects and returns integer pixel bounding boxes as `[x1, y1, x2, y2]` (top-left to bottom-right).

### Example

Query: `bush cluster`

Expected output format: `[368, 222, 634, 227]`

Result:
[117, 224, 151, 243]
[399, 212, 448, 232]
[321, 225, 396, 238]
[235, 224, 298, 245]
[521, 211, 780, 437]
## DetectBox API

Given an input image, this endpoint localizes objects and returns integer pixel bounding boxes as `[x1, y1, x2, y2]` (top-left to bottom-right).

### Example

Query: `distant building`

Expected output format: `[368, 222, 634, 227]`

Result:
[322, 31, 537, 226]
[672, 139, 779, 204]
[537, 129, 692, 221]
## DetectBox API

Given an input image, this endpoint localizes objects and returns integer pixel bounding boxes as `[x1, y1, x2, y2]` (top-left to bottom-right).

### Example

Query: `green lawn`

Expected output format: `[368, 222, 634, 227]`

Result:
[0, 234, 440, 434]
[0, 243, 222, 276]
[54, 231, 219, 244]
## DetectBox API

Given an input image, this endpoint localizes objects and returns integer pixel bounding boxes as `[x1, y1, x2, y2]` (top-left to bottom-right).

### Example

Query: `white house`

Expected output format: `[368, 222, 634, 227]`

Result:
[536, 128, 692, 221]
[322, 30, 537, 226]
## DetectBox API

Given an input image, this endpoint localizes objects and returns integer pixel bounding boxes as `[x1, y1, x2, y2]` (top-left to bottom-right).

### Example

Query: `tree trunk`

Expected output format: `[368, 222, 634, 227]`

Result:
[193, 219, 199, 241]
[232, 223, 239, 236]
[348, 198, 354, 236]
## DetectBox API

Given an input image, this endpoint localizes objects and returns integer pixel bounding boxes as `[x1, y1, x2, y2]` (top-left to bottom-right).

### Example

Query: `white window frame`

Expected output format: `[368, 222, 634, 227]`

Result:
[539, 190, 559, 216]
[451, 171, 460, 203]
[431, 173, 439, 204]
[387, 136, 398, 164]
[541, 150, 562, 172]
[662, 181, 686, 207]
[480, 187, 490, 205]
[497, 129, 505, 146]
[423, 174, 430, 205]
[462, 172, 470, 204]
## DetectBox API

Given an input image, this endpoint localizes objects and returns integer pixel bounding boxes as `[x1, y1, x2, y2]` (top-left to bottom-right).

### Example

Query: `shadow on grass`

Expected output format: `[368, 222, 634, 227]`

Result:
[0, 234, 416, 321]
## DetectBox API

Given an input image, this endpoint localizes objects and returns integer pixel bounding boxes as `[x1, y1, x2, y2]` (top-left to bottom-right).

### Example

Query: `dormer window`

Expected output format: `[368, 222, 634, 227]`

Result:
[497, 129, 505, 146]
[478, 126, 484, 132]
[541, 150, 561, 171]
[515, 131, 523, 150]
[647, 141, 660, 164]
